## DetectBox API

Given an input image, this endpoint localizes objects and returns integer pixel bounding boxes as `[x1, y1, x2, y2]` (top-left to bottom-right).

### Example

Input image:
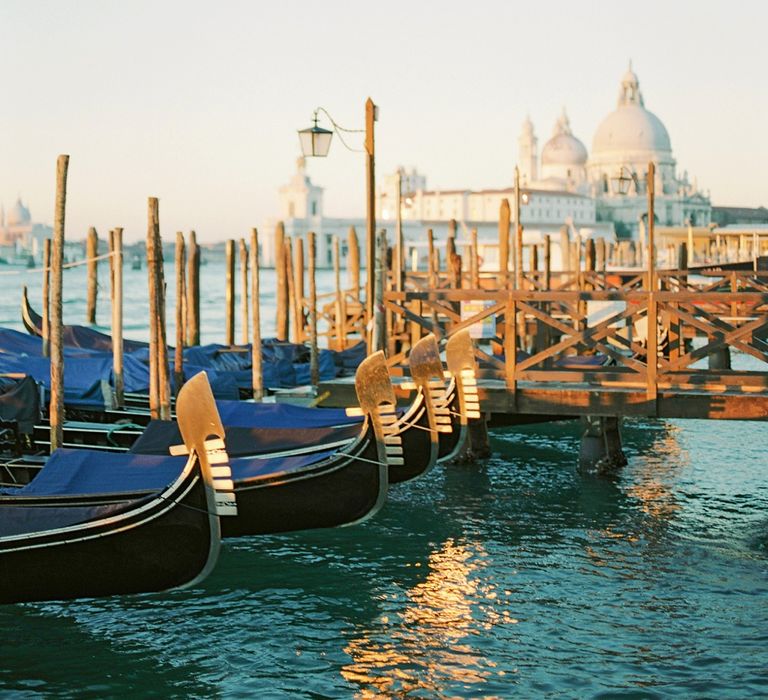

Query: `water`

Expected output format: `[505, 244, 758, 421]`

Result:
[1, 260, 767, 697]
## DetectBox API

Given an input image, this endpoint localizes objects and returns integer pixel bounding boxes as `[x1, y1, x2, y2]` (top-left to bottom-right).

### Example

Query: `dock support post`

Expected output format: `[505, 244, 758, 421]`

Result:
[186, 231, 200, 347]
[225, 239, 235, 345]
[49, 155, 69, 453]
[708, 346, 731, 370]
[250, 228, 263, 400]
[85, 226, 98, 324]
[275, 221, 288, 342]
[578, 415, 627, 474]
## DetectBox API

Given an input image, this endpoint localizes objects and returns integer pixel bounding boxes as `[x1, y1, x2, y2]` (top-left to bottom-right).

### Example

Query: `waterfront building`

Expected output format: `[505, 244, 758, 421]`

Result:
[0, 198, 52, 263]
[269, 65, 712, 268]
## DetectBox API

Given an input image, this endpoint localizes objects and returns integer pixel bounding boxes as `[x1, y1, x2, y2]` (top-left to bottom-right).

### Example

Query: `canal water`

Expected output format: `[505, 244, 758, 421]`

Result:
[1, 260, 766, 697]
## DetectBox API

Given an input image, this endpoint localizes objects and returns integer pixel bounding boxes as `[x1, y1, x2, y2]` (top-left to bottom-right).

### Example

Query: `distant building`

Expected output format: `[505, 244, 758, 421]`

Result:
[517, 65, 712, 237]
[269, 65, 714, 268]
[712, 206, 768, 226]
[0, 198, 52, 262]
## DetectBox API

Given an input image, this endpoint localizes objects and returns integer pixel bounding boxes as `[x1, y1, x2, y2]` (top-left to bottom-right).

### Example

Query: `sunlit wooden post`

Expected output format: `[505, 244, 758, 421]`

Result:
[372, 229, 387, 352]
[499, 199, 510, 287]
[394, 169, 404, 294]
[596, 237, 606, 273]
[364, 98, 377, 347]
[147, 199, 160, 419]
[186, 231, 200, 346]
[174, 231, 186, 394]
[470, 228, 479, 288]
[42, 239, 51, 358]
[275, 221, 288, 341]
[285, 237, 298, 343]
[308, 232, 319, 388]
[225, 239, 235, 345]
[585, 238, 596, 292]
[250, 228, 263, 400]
[49, 155, 69, 452]
[333, 236, 346, 350]
[110, 228, 124, 407]
[646, 161, 658, 401]
[559, 226, 570, 272]
[427, 228, 439, 333]
[514, 167, 523, 290]
[348, 226, 360, 305]
[294, 237, 305, 342]
[85, 226, 98, 324]
[239, 238, 249, 345]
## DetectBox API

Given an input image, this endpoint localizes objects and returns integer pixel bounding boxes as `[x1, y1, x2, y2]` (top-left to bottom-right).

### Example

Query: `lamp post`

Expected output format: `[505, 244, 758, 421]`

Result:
[611, 163, 656, 289]
[298, 98, 378, 347]
[513, 166, 530, 290]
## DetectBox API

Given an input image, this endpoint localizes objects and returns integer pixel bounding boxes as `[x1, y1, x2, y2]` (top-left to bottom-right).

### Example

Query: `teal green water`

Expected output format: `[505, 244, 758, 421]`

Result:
[1, 261, 767, 697]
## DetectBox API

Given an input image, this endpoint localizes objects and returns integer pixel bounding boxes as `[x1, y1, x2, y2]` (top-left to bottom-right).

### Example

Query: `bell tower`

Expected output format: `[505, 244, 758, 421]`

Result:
[518, 116, 538, 185]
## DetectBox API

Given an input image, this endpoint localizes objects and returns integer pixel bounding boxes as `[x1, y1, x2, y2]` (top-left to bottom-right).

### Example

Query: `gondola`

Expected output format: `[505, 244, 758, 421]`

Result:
[20, 287, 363, 400]
[3, 353, 403, 538]
[0, 372, 237, 605]
[77, 333, 466, 484]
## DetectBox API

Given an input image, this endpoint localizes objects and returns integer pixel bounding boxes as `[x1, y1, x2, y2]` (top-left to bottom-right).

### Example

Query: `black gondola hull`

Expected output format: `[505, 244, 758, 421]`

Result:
[0, 459, 218, 604]
[223, 432, 387, 537]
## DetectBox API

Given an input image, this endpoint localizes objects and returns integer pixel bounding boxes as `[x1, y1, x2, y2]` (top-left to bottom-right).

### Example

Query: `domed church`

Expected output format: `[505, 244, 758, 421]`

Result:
[519, 64, 711, 237]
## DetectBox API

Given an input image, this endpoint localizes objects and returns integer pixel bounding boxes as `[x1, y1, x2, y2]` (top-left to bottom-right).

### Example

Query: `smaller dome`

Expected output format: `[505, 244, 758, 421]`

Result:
[6, 198, 31, 227]
[541, 109, 588, 166]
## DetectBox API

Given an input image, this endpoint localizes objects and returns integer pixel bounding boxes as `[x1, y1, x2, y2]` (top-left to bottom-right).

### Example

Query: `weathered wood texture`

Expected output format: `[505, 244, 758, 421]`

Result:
[49, 155, 69, 452]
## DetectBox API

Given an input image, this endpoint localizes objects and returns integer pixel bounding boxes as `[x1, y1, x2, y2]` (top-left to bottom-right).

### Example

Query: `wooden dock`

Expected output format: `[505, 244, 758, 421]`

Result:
[319, 268, 768, 426]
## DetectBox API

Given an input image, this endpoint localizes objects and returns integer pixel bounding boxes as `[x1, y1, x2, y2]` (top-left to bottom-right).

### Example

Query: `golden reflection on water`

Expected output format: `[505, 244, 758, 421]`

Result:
[587, 422, 687, 562]
[625, 424, 686, 522]
[341, 538, 516, 697]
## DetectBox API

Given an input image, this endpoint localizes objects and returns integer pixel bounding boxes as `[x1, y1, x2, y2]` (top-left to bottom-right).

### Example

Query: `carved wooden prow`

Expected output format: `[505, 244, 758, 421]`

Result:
[174, 371, 237, 517]
[355, 350, 403, 468]
[446, 329, 480, 426]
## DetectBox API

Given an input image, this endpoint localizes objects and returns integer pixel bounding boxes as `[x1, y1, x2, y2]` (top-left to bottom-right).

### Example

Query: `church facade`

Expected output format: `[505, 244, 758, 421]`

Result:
[269, 65, 711, 267]
[0, 198, 52, 262]
[518, 65, 711, 236]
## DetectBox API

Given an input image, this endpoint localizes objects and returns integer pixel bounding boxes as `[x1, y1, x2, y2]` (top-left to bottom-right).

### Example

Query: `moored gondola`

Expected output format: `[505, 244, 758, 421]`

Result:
[0, 372, 236, 605]
[3, 352, 404, 538]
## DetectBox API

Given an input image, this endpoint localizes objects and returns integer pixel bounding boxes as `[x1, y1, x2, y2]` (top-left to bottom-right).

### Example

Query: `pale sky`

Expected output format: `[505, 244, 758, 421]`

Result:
[2, 0, 766, 243]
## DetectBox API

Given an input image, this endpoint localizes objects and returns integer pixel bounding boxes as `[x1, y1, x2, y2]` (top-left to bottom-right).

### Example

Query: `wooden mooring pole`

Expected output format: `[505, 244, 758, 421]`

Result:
[308, 231, 319, 388]
[174, 231, 186, 394]
[275, 222, 288, 342]
[499, 199, 510, 286]
[42, 239, 51, 358]
[225, 239, 235, 346]
[110, 228, 124, 407]
[348, 226, 360, 306]
[285, 237, 298, 343]
[186, 231, 200, 347]
[49, 155, 69, 453]
[85, 226, 98, 324]
[147, 197, 171, 420]
[239, 238, 249, 346]
[250, 228, 263, 400]
[294, 237, 305, 343]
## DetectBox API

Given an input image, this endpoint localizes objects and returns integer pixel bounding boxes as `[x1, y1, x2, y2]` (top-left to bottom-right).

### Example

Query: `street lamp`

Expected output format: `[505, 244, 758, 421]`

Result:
[610, 166, 639, 196]
[611, 162, 656, 289]
[297, 112, 334, 157]
[297, 98, 379, 348]
[513, 167, 530, 289]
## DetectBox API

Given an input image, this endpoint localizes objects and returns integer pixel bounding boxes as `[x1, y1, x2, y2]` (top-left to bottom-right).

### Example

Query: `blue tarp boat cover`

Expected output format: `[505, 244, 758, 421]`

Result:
[214, 400, 361, 429]
[0, 326, 366, 398]
[130, 419, 362, 457]
[2, 446, 338, 497]
[0, 375, 40, 433]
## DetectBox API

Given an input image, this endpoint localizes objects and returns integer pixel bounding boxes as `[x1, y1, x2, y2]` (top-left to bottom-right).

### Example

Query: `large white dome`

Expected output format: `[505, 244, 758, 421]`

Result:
[591, 67, 671, 156]
[541, 110, 588, 166]
[6, 198, 31, 227]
